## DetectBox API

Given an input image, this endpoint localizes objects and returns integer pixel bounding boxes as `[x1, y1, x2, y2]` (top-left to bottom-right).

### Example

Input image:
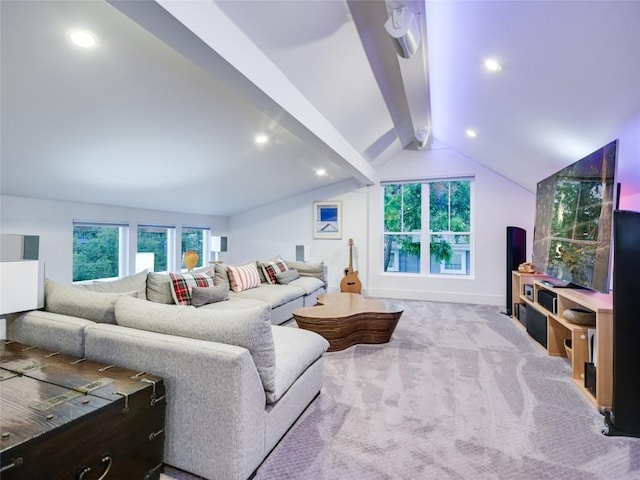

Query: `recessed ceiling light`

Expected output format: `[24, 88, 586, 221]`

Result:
[68, 29, 98, 48]
[466, 129, 478, 138]
[255, 134, 269, 144]
[316, 169, 327, 176]
[484, 58, 502, 72]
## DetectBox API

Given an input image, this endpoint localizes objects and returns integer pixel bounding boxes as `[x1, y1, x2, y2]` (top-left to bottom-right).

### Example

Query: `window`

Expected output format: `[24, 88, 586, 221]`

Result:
[137, 225, 176, 273]
[383, 179, 472, 276]
[181, 227, 211, 270]
[73, 222, 128, 282]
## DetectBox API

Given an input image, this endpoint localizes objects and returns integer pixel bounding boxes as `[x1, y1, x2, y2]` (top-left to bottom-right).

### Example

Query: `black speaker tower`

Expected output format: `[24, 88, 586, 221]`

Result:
[603, 210, 640, 437]
[504, 226, 526, 316]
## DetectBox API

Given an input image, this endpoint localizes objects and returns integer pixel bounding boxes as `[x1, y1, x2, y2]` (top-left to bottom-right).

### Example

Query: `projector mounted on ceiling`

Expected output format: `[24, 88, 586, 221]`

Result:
[384, 6, 421, 59]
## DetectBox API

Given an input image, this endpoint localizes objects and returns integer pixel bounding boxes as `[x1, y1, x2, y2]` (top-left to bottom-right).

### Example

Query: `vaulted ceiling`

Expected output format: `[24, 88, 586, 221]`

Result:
[2, 1, 638, 216]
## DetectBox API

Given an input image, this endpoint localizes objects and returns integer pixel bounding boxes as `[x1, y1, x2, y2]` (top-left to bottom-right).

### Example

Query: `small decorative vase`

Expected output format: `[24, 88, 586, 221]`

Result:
[183, 250, 199, 271]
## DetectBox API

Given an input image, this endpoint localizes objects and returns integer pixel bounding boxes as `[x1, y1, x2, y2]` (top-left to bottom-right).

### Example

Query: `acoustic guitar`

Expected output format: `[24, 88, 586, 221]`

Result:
[340, 238, 362, 294]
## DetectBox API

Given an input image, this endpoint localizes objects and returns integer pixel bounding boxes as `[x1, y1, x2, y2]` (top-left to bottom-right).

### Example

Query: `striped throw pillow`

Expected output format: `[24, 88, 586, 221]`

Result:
[227, 263, 261, 293]
[260, 258, 289, 284]
[169, 272, 215, 305]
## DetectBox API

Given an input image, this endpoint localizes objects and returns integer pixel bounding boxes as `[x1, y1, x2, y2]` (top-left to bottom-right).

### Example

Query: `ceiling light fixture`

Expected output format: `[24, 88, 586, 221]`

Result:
[466, 129, 478, 138]
[68, 29, 98, 48]
[484, 58, 502, 72]
[316, 169, 327, 176]
[255, 134, 269, 144]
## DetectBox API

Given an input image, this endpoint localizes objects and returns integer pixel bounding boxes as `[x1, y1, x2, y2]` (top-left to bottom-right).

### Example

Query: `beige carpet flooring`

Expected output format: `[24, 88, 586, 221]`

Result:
[162, 300, 640, 480]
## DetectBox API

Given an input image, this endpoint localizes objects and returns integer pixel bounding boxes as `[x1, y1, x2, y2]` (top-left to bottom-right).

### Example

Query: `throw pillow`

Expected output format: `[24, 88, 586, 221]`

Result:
[79, 269, 148, 300]
[45, 278, 138, 324]
[260, 258, 289, 284]
[146, 272, 175, 304]
[227, 263, 261, 293]
[285, 260, 326, 285]
[169, 272, 215, 306]
[275, 269, 300, 285]
[190, 285, 229, 307]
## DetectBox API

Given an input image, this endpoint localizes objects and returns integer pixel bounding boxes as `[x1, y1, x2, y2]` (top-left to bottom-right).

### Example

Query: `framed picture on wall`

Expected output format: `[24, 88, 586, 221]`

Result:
[313, 201, 342, 239]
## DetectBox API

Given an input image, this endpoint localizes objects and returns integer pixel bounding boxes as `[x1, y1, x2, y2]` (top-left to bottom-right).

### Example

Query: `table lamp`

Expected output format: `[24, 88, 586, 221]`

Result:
[0, 260, 45, 315]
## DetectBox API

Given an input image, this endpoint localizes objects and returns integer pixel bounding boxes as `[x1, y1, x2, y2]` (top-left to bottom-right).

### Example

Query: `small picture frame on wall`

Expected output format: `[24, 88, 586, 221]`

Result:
[313, 201, 342, 239]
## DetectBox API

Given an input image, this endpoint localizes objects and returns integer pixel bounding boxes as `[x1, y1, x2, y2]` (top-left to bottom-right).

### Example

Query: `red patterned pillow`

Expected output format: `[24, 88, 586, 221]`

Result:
[260, 258, 289, 284]
[169, 272, 215, 305]
[227, 263, 261, 293]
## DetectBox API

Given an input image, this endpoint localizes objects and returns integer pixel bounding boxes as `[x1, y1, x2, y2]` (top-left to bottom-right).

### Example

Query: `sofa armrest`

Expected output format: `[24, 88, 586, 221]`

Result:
[6, 310, 94, 357]
[84, 324, 267, 480]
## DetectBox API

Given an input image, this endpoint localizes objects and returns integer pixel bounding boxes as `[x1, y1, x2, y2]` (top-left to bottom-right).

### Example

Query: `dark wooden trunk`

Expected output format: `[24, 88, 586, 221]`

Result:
[1, 342, 165, 480]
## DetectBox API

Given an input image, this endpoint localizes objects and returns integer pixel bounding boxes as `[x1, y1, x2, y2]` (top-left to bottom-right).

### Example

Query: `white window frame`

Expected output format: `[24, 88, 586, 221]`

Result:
[181, 226, 211, 271]
[72, 221, 129, 283]
[136, 224, 177, 273]
[382, 178, 474, 277]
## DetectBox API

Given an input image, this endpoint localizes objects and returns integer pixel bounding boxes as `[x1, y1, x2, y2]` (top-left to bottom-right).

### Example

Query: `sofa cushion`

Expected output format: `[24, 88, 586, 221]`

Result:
[213, 264, 231, 291]
[190, 285, 229, 307]
[227, 263, 261, 293]
[270, 326, 329, 403]
[288, 276, 325, 295]
[169, 272, 215, 306]
[260, 258, 289, 284]
[286, 261, 326, 285]
[231, 284, 304, 309]
[114, 295, 276, 396]
[275, 269, 300, 285]
[146, 272, 175, 304]
[45, 278, 138, 324]
[199, 297, 266, 311]
[8, 310, 94, 358]
[80, 269, 148, 300]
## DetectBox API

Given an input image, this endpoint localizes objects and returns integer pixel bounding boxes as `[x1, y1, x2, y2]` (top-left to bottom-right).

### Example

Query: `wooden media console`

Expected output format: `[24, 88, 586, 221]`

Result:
[511, 271, 613, 409]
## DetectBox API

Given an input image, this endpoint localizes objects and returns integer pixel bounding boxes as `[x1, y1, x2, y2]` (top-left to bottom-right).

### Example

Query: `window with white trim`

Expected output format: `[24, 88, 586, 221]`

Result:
[383, 179, 473, 276]
[73, 221, 128, 282]
[137, 225, 176, 273]
[181, 227, 211, 270]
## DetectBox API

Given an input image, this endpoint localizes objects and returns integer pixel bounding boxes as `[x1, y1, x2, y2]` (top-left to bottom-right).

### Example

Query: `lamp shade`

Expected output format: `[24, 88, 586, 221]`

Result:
[0, 260, 45, 314]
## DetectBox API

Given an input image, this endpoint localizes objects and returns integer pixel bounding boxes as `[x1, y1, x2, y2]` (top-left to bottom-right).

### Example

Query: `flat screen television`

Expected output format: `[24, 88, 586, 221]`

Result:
[531, 140, 618, 293]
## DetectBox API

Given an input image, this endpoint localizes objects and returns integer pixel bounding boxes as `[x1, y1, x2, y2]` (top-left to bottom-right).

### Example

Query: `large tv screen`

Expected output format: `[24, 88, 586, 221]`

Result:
[531, 140, 618, 293]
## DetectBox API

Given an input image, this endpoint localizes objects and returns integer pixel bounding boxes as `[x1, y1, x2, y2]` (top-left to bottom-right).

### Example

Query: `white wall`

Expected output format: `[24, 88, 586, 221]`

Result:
[0, 195, 227, 283]
[230, 147, 536, 306]
[616, 113, 640, 212]
[368, 146, 535, 305]
[228, 179, 368, 291]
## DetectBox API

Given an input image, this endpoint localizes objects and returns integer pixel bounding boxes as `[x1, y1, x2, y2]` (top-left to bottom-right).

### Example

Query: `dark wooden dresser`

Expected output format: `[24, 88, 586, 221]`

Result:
[0, 341, 165, 479]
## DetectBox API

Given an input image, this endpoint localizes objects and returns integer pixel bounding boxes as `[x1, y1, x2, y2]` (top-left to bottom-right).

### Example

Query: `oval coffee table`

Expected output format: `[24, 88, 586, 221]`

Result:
[293, 293, 403, 352]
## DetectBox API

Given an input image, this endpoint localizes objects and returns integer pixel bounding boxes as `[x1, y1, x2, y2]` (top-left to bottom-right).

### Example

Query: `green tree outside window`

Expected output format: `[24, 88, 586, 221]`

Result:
[383, 179, 472, 275]
[73, 224, 120, 282]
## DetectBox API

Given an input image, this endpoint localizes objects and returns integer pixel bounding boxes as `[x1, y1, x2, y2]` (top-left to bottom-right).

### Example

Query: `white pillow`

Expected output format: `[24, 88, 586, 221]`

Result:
[227, 263, 261, 293]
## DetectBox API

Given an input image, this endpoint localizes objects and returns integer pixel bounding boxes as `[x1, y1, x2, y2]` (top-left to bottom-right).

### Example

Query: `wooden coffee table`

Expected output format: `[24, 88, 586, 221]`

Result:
[293, 293, 403, 352]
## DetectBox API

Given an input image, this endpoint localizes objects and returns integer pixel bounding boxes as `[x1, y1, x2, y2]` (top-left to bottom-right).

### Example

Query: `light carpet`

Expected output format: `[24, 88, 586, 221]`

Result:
[162, 300, 640, 480]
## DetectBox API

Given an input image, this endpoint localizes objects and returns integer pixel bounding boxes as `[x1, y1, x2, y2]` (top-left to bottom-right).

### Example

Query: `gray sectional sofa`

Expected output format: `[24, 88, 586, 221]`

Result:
[7, 260, 330, 480]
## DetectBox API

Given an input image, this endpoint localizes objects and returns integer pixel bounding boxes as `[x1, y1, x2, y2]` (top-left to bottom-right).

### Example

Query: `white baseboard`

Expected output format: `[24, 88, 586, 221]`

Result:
[366, 288, 503, 306]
